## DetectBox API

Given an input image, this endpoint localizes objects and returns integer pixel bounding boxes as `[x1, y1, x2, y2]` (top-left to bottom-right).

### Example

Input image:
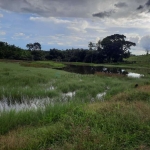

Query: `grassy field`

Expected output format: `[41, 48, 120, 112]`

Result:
[125, 54, 150, 68]
[0, 60, 150, 150]
[20, 61, 66, 68]
[0, 59, 66, 69]
[63, 54, 150, 69]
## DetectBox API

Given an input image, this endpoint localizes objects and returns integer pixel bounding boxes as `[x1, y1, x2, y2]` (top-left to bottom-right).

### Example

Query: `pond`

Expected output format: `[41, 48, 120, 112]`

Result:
[56, 65, 146, 78]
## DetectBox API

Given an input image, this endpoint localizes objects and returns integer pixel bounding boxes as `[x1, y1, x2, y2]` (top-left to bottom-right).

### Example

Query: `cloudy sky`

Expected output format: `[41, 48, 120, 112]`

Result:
[0, 0, 150, 54]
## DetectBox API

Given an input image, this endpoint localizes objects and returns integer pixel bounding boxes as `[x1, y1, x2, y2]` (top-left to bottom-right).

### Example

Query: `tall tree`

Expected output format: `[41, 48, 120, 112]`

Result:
[33, 42, 41, 50]
[101, 34, 136, 62]
[88, 42, 94, 50]
[26, 42, 41, 51]
[26, 43, 33, 50]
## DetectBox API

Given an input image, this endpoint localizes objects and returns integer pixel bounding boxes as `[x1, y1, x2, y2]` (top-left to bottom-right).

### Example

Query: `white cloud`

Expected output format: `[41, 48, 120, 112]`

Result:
[30, 17, 71, 24]
[0, 13, 3, 17]
[67, 20, 89, 33]
[128, 35, 140, 44]
[57, 42, 64, 45]
[0, 31, 6, 35]
[15, 32, 25, 37]
[11, 32, 31, 40]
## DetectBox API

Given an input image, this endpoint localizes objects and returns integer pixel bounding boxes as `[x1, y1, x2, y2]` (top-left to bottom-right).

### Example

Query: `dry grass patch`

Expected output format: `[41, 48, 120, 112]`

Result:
[137, 85, 150, 93]
[136, 145, 150, 150]
[0, 128, 34, 150]
[133, 101, 150, 122]
[0, 123, 66, 150]
[110, 92, 129, 101]
[95, 71, 125, 78]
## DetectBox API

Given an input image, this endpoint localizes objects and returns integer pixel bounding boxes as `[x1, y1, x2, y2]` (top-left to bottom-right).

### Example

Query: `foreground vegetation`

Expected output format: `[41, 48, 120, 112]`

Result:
[0, 61, 150, 150]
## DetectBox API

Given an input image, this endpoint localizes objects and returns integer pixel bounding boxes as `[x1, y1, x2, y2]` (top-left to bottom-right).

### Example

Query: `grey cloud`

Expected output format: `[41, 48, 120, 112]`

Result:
[140, 35, 150, 51]
[146, 0, 150, 6]
[114, 2, 128, 8]
[0, 0, 99, 17]
[137, 0, 150, 12]
[0, 0, 148, 19]
[137, 5, 144, 10]
[93, 10, 115, 18]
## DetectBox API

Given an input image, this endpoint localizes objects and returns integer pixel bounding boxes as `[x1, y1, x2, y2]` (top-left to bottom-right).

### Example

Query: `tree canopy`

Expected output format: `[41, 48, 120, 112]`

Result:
[26, 42, 41, 51]
[100, 34, 136, 62]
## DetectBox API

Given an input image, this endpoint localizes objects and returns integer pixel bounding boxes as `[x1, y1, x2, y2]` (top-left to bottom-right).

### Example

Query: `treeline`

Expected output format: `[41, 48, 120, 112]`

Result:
[47, 48, 108, 63]
[0, 34, 136, 63]
[0, 42, 47, 61]
[0, 42, 31, 60]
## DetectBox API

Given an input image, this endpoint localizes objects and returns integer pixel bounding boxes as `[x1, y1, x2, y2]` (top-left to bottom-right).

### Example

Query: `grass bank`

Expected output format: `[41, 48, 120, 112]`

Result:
[0, 59, 66, 69]
[63, 54, 150, 69]
[20, 61, 66, 68]
[0, 60, 150, 150]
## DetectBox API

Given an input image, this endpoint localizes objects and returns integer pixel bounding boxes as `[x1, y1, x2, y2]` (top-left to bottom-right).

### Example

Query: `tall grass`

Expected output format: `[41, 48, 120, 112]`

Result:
[1, 99, 150, 150]
[0, 61, 150, 150]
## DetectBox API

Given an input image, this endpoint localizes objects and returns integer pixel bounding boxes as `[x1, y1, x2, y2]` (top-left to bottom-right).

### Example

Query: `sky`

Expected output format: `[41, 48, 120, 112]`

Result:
[0, 0, 150, 55]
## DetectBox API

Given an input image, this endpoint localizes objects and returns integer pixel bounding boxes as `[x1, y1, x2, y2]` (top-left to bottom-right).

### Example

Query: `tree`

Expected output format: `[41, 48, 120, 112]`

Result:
[31, 50, 45, 60]
[100, 34, 136, 62]
[145, 49, 149, 55]
[26, 43, 33, 50]
[33, 42, 41, 50]
[96, 40, 101, 49]
[26, 42, 41, 51]
[88, 42, 94, 50]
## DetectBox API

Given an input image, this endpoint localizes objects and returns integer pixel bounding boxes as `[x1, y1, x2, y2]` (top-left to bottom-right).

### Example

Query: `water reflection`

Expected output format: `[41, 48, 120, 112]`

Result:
[127, 73, 144, 78]
[58, 65, 128, 74]
[57, 65, 144, 78]
[0, 97, 53, 112]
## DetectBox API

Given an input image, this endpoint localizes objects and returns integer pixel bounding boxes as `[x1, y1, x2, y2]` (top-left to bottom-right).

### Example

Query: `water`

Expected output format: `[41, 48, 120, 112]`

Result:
[62, 91, 76, 98]
[0, 91, 77, 112]
[0, 90, 107, 112]
[61, 91, 76, 102]
[0, 97, 53, 112]
[96, 92, 106, 100]
[56, 65, 145, 77]
[127, 73, 144, 78]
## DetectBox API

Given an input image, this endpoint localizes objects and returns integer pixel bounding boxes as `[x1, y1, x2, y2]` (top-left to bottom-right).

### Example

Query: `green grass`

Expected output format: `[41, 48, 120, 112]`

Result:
[1, 99, 150, 150]
[62, 54, 150, 69]
[124, 54, 150, 68]
[20, 60, 66, 68]
[0, 59, 66, 68]
[1, 61, 148, 102]
[127, 54, 150, 62]
[0, 60, 150, 150]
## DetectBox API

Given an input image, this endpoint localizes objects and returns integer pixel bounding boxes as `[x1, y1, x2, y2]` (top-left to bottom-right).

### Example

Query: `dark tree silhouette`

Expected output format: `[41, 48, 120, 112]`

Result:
[26, 42, 41, 51]
[33, 42, 41, 50]
[26, 43, 33, 50]
[101, 34, 136, 62]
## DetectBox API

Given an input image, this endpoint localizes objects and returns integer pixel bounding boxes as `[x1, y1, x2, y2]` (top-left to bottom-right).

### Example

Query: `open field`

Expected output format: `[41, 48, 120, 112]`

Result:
[0, 60, 150, 150]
